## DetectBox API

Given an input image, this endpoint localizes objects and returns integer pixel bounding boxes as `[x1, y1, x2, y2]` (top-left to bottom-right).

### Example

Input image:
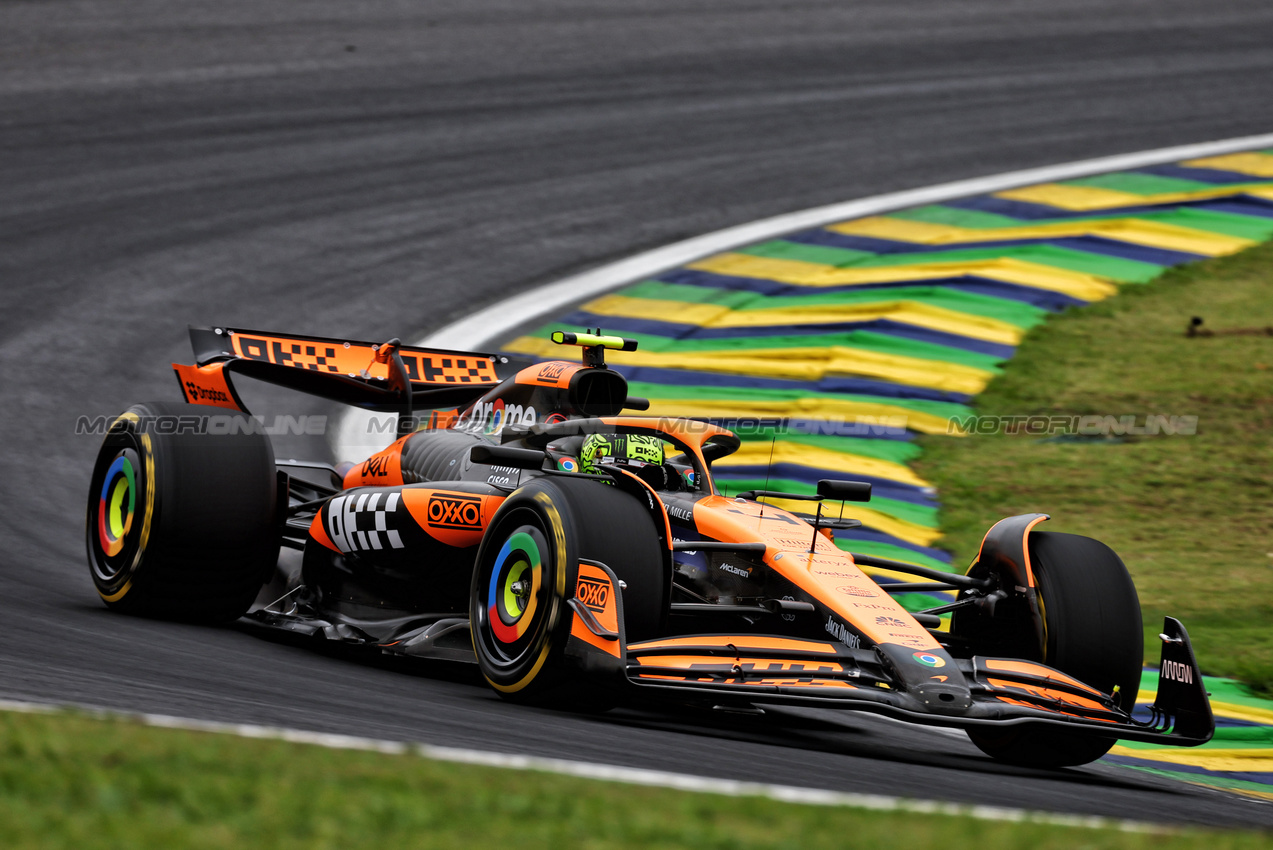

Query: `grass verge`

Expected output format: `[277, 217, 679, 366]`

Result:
[915, 241, 1273, 691]
[1, 708, 1270, 850]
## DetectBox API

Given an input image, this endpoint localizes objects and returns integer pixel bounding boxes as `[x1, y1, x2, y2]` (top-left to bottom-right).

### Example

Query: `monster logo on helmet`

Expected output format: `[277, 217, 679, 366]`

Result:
[579, 433, 664, 475]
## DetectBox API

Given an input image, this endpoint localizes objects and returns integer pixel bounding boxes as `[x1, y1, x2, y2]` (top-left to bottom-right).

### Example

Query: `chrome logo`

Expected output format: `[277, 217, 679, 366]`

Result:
[97, 454, 136, 557]
[556, 457, 579, 473]
[912, 651, 945, 668]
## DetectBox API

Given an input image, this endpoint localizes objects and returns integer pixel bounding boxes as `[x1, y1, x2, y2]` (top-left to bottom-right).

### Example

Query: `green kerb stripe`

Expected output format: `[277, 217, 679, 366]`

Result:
[739, 240, 873, 266]
[621, 280, 1048, 328]
[1060, 172, 1217, 194]
[740, 240, 1162, 283]
[711, 477, 937, 527]
[527, 324, 1004, 366]
[834, 539, 955, 573]
[1116, 764, 1273, 797]
[887, 205, 1273, 241]
[626, 381, 972, 419]
[733, 429, 922, 464]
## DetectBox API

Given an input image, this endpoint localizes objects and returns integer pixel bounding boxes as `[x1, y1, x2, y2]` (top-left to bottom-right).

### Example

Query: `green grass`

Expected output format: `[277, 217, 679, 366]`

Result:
[915, 241, 1273, 691]
[2, 709, 1270, 850]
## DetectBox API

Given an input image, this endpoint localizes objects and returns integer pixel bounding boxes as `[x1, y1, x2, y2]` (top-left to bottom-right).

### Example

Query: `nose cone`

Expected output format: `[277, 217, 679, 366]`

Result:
[875, 643, 974, 713]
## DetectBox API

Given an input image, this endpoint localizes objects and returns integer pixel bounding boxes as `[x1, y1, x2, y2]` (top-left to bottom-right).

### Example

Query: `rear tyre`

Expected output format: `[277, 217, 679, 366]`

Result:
[469, 475, 664, 708]
[86, 401, 280, 622]
[966, 531, 1143, 768]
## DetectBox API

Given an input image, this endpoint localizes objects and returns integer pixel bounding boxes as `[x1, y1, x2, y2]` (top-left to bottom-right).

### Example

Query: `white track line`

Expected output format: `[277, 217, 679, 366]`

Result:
[0, 697, 1163, 833]
[334, 131, 1273, 455]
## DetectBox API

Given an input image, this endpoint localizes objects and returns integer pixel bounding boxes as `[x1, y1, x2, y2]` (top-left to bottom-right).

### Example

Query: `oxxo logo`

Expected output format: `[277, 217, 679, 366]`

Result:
[426, 494, 482, 529]
[576, 577, 610, 612]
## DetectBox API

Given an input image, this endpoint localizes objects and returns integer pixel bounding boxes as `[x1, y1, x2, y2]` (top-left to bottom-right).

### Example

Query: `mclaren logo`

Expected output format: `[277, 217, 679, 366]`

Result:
[427, 493, 482, 529]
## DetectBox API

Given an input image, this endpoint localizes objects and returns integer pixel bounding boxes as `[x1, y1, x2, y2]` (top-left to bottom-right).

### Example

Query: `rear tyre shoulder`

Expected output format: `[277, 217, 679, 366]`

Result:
[86, 401, 280, 623]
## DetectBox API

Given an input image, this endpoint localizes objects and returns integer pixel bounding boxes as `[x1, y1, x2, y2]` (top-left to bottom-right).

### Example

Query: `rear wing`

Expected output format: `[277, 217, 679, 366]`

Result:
[173, 326, 513, 424]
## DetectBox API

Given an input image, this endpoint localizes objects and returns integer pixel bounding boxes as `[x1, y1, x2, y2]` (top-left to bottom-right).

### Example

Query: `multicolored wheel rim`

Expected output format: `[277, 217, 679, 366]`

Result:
[96, 451, 138, 563]
[485, 528, 546, 652]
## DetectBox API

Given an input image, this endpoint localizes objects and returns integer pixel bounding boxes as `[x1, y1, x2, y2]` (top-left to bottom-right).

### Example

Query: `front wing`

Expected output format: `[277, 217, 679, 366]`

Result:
[565, 561, 1214, 747]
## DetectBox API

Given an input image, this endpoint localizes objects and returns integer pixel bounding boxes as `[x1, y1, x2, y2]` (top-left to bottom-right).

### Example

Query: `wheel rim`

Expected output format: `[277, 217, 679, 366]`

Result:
[97, 453, 137, 559]
[483, 523, 549, 663]
[89, 443, 145, 584]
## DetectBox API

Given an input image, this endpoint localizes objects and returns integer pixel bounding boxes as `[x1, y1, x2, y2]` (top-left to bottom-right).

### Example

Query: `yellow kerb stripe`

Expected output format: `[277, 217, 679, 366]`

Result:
[997, 181, 1273, 212]
[829, 215, 1252, 257]
[716, 440, 932, 488]
[760, 497, 941, 548]
[689, 253, 1119, 302]
[637, 398, 956, 437]
[1181, 152, 1273, 178]
[581, 293, 1026, 346]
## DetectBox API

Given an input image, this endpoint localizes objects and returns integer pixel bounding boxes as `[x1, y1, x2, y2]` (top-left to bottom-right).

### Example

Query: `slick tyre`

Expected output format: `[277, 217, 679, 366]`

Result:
[967, 531, 1143, 768]
[469, 475, 664, 707]
[86, 401, 280, 622]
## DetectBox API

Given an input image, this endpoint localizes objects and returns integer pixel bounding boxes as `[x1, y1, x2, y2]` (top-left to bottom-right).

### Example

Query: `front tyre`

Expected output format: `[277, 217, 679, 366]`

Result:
[86, 401, 280, 622]
[469, 476, 664, 706]
[967, 531, 1143, 768]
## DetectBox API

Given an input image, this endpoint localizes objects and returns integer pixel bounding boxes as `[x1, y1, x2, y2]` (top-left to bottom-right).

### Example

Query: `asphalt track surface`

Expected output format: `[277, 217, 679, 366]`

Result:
[4, 0, 1273, 829]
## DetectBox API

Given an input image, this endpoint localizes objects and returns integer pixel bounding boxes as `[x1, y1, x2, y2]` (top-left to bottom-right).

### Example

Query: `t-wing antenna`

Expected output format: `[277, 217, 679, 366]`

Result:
[550, 330, 638, 368]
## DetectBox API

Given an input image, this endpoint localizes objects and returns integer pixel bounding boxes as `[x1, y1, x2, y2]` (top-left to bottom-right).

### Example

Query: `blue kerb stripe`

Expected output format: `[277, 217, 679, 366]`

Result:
[656, 268, 1088, 311]
[561, 312, 1016, 360]
[609, 363, 973, 404]
[785, 229, 1202, 267]
[714, 466, 937, 508]
[1105, 755, 1273, 787]
[832, 528, 953, 563]
[944, 193, 1273, 221]
[700, 418, 916, 443]
[1134, 164, 1266, 185]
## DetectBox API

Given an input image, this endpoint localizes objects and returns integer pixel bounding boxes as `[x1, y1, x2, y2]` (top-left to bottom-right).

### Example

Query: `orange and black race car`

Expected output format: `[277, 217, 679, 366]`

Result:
[87, 326, 1213, 768]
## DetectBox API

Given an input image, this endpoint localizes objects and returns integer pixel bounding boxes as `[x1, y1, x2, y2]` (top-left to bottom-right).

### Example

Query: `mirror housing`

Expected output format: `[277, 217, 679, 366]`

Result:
[816, 479, 872, 502]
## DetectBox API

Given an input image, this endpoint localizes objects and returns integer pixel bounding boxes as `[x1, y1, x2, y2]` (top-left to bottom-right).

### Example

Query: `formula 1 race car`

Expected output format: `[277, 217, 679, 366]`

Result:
[86, 326, 1214, 768]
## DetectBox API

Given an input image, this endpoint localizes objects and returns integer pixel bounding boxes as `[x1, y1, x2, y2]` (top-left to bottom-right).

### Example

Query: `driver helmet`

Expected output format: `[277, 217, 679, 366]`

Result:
[578, 433, 664, 475]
